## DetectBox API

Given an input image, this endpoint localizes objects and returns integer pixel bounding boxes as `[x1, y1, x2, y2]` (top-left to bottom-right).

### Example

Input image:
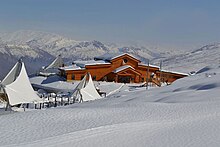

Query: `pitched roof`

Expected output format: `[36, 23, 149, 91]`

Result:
[73, 60, 110, 68]
[113, 65, 134, 73]
[161, 69, 188, 76]
[59, 65, 83, 71]
[113, 65, 141, 76]
[138, 63, 160, 69]
[94, 53, 140, 62]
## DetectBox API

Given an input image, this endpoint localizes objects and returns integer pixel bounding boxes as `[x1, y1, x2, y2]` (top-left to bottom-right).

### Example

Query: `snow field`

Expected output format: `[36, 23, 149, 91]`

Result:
[0, 65, 220, 147]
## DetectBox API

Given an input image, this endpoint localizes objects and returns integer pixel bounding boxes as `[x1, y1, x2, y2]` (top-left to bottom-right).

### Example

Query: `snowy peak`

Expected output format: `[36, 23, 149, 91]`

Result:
[0, 30, 175, 61]
[0, 30, 65, 45]
[77, 40, 108, 50]
[191, 43, 220, 53]
[158, 42, 220, 73]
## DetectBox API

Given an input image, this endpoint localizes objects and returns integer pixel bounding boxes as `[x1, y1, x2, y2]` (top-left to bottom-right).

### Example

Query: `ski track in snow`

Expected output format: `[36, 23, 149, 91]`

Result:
[12, 114, 220, 147]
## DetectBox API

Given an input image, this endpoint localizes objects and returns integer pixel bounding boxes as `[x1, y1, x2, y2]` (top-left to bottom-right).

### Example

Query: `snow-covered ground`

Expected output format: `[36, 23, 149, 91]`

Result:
[29, 75, 124, 96]
[0, 64, 220, 147]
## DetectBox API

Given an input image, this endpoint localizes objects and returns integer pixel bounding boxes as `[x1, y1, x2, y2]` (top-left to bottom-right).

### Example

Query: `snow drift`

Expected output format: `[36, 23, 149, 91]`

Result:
[0, 64, 220, 147]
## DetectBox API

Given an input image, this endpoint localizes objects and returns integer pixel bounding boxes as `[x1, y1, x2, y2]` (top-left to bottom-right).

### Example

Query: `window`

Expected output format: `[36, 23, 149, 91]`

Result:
[92, 76, 96, 80]
[142, 77, 144, 82]
[123, 58, 128, 63]
[72, 74, 75, 80]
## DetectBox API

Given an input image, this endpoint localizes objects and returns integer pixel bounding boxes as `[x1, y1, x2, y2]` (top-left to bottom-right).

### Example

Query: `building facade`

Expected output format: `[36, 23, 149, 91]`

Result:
[59, 53, 187, 84]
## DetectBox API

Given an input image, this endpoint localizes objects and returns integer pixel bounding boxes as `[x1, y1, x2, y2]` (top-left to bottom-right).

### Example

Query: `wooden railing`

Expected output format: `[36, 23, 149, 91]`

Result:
[149, 78, 161, 87]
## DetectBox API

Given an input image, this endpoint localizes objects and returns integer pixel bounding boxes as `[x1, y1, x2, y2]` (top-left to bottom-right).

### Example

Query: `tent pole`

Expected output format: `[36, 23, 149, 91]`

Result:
[5, 101, 11, 111]
[61, 97, 63, 106]
[55, 95, 57, 107]
[72, 95, 75, 104]
[78, 89, 83, 103]
[23, 104, 25, 111]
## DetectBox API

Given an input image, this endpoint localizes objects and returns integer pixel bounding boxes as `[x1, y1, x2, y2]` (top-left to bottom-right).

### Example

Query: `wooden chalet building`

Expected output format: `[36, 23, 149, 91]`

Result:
[59, 53, 188, 85]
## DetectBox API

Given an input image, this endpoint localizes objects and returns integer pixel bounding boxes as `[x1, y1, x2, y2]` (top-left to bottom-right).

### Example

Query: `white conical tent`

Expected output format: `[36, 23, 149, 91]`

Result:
[71, 73, 87, 102]
[1, 62, 21, 86]
[0, 62, 21, 97]
[44, 55, 63, 70]
[80, 73, 101, 101]
[2, 61, 42, 106]
[76, 73, 87, 90]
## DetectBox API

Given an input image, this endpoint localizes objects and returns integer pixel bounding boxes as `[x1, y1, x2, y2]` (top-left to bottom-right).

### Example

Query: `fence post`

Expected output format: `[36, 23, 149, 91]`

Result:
[146, 59, 149, 90]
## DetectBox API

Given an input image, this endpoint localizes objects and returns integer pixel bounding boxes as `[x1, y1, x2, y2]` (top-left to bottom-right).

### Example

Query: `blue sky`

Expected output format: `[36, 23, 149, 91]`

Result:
[0, 0, 220, 49]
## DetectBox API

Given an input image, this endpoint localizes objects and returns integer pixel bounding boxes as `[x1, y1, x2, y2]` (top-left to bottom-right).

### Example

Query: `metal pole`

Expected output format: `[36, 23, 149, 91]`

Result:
[146, 59, 149, 90]
[159, 60, 163, 86]
[55, 96, 57, 107]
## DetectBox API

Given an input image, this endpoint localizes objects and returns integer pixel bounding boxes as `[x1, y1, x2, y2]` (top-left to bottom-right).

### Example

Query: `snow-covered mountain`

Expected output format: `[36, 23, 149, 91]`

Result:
[0, 37, 54, 79]
[0, 30, 176, 61]
[157, 43, 220, 73]
[0, 31, 108, 79]
[0, 30, 220, 79]
[0, 30, 178, 79]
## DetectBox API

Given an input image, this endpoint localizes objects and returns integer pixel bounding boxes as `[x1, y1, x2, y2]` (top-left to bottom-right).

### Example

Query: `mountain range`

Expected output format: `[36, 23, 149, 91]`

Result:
[0, 30, 219, 80]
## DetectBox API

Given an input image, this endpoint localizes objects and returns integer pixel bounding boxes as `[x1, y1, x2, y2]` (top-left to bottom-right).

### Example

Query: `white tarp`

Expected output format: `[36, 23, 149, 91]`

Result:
[1, 62, 21, 86]
[71, 73, 87, 101]
[4, 62, 42, 105]
[76, 73, 87, 90]
[80, 74, 101, 101]
[0, 62, 21, 96]
[44, 55, 63, 70]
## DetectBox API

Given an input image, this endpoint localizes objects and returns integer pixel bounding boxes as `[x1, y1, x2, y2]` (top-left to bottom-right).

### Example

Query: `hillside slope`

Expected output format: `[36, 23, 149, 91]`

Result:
[0, 64, 220, 147]
[157, 43, 220, 73]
